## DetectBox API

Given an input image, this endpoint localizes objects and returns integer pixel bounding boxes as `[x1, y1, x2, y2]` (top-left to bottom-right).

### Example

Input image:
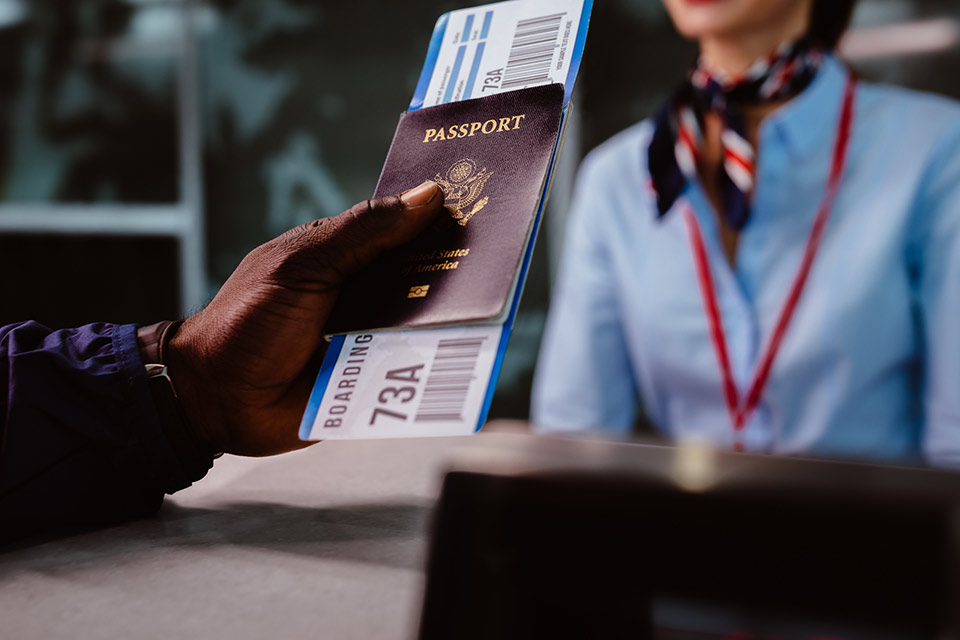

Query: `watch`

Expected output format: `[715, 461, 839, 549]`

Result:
[138, 321, 217, 480]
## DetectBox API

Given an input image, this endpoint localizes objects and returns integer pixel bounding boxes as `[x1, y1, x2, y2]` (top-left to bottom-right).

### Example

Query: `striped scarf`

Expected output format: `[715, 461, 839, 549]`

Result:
[648, 39, 824, 230]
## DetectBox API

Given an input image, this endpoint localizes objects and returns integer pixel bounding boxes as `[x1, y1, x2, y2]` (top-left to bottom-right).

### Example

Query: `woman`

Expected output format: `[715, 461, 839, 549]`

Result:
[532, 0, 960, 466]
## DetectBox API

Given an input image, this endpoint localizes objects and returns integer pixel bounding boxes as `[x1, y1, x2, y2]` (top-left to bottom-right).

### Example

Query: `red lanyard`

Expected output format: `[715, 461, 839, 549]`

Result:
[684, 76, 857, 452]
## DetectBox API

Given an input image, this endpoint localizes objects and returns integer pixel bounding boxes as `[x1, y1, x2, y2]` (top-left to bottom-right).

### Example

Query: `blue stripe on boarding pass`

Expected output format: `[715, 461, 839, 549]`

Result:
[479, 10, 493, 39]
[462, 42, 486, 100]
[300, 334, 346, 440]
[443, 45, 467, 104]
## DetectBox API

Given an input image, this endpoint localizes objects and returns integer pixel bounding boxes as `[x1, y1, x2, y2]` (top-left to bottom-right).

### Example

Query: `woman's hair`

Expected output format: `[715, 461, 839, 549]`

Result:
[808, 0, 859, 50]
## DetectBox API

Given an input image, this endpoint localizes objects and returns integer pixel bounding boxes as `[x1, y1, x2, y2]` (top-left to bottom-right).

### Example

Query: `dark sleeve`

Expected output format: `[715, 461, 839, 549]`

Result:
[0, 321, 210, 540]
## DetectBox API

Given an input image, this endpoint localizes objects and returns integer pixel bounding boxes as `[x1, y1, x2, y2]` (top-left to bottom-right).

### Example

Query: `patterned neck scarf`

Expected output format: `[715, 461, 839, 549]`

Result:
[648, 38, 824, 230]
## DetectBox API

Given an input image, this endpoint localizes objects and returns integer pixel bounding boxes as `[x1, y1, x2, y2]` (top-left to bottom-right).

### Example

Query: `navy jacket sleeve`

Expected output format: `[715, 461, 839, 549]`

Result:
[0, 321, 209, 540]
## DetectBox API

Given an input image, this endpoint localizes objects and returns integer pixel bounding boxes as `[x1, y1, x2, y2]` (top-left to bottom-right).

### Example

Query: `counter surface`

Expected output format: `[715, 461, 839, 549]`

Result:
[0, 434, 490, 640]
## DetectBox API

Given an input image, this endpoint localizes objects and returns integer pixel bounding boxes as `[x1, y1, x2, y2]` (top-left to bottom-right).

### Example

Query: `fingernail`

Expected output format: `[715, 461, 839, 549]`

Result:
[400, 180, 440, 207]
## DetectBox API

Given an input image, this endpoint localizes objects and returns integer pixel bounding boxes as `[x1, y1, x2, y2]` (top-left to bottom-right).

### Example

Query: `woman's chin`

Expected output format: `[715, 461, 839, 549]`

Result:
[663, 0, 811, 43]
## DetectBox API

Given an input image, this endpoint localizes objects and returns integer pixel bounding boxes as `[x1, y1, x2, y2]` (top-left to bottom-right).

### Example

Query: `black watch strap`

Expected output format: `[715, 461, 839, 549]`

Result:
[139, 322, 215, 483]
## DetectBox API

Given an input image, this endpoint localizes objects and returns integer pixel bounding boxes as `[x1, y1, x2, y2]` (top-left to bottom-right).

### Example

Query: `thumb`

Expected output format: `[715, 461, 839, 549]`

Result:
[292, 180, 444, 280]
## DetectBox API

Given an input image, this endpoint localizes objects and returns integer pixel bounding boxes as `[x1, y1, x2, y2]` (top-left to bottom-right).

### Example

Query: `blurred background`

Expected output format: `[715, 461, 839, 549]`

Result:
[0, 0, 958, 421]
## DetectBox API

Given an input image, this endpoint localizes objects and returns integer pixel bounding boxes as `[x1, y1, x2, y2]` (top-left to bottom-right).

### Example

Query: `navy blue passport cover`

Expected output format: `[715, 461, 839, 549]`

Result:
[326, 84, 565, 334]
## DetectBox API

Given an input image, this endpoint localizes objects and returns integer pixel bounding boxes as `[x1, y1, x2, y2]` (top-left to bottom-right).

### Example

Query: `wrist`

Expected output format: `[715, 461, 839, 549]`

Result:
[163, 317, 230, 455]
[137, 321, 221, 466]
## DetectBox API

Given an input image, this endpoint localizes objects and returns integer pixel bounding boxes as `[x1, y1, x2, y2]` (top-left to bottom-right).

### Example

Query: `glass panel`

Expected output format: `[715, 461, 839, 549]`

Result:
[199, 0, 458, 279]
[0, 0, 180, 204]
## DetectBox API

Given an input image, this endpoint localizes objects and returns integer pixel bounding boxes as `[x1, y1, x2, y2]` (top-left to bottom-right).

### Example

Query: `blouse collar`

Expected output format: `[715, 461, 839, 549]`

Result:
[758, 54, 851, 159]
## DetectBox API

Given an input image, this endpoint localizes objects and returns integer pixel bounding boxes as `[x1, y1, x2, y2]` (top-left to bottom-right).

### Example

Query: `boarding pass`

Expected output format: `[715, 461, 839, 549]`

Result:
[411, 0, 591, 109]
[300, 0, 591, 441]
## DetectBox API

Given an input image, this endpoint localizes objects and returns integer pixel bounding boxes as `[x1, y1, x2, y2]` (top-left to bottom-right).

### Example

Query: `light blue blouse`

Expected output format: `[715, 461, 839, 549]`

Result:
[531, 55, 960, 467]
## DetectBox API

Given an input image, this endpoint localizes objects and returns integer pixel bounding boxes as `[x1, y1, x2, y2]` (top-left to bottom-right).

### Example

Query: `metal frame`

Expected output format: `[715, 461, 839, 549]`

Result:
[545, 98, 582, 288]
[0, 1, 207, 316]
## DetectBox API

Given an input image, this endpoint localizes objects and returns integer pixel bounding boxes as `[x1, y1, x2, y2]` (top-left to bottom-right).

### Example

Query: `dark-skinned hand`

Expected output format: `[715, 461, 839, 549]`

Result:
[165, 181, 443, 456]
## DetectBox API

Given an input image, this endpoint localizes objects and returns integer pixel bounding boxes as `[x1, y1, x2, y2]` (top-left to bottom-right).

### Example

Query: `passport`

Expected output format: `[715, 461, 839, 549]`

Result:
[326, 83, 565, 334]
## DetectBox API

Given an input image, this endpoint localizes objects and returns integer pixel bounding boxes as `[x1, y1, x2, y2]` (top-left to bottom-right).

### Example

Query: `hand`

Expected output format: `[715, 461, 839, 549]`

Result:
[166, 181, 444, 456]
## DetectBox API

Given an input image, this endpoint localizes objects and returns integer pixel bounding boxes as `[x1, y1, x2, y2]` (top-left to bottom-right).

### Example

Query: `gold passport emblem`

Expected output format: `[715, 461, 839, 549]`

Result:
[408, 285, 430, 298]
[435, 158, 493, 226]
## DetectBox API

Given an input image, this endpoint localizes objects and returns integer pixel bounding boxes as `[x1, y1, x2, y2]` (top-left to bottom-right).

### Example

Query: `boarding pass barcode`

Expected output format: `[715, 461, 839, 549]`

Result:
[415, 337, 487, 422]
[502, 13, 566, 90]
